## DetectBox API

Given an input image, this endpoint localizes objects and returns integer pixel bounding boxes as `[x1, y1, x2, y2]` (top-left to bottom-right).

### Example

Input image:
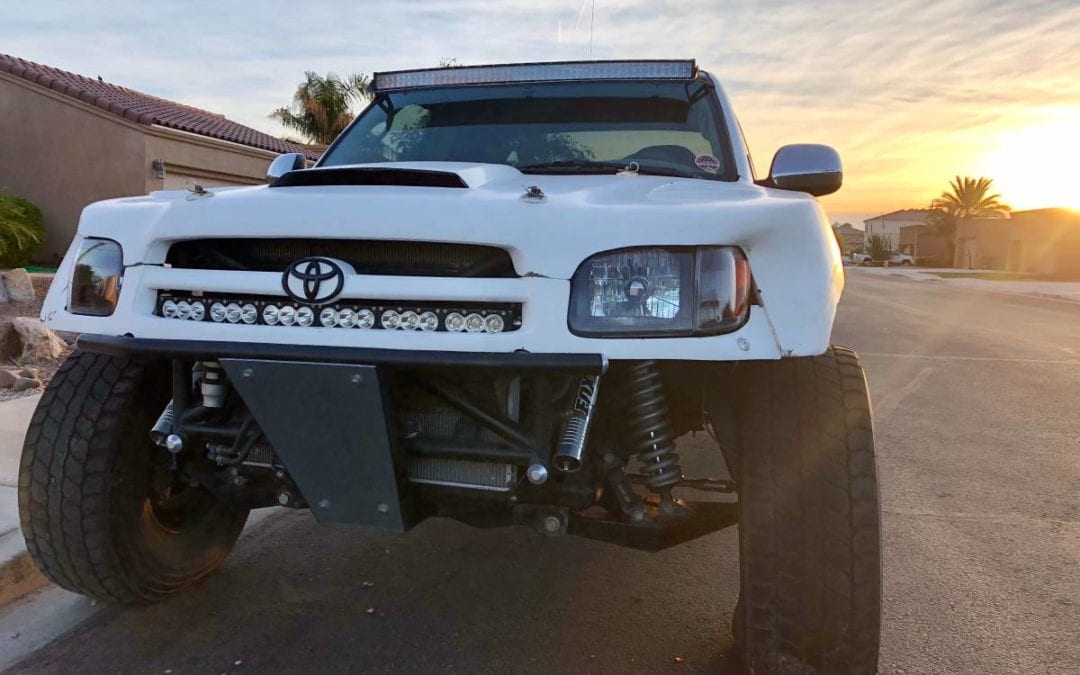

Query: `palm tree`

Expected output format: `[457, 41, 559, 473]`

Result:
[927, 176, 1010, 267]
[270, 72, 371, 145]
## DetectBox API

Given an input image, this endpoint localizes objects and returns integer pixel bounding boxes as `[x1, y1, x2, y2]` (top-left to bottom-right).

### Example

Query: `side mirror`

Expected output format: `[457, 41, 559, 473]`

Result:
[761, 144, 842, 196]
[267, 153, 307, 182]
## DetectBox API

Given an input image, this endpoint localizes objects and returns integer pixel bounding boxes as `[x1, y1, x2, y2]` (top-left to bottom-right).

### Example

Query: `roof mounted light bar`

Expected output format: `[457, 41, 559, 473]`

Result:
[373, 60, 697, 92]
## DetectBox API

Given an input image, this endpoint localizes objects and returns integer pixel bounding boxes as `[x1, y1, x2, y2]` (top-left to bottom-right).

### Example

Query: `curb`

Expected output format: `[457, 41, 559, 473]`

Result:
[0, 531, 49, 607]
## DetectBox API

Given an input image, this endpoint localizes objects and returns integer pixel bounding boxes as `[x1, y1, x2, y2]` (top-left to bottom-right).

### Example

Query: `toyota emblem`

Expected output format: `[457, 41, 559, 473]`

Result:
[282, 257, 346, 305]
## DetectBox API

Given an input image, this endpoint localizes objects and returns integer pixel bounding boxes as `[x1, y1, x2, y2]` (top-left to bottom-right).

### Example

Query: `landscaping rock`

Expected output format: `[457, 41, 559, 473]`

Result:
[0, 320, 18, 360]
[0, 369, 17, 389]
[12, 317, 66, 362]
[0, 268, 35, 303]
[18, 367, 40, 380]
[12, 376, 41, 392]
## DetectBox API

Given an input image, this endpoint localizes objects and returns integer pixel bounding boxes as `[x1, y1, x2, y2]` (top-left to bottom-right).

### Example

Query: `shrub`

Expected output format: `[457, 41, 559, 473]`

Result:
[867, 234, 893, 263]
[0, 195, 44, 268]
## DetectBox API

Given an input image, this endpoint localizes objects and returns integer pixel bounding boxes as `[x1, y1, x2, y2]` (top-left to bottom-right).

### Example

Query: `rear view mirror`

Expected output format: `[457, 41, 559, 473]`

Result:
[266, 152, 307, 182]
[761, 144, 842, 196]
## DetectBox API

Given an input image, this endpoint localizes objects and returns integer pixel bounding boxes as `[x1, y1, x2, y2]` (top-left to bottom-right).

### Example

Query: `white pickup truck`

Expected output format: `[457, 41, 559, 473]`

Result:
[22, 60, 881, 673]
[852, 250, 915, 266]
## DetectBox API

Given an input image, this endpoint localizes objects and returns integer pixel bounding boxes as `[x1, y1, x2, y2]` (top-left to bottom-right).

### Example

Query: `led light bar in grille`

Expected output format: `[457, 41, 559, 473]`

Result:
[373, 60, 696, 91]
[157, 295, 520, 333]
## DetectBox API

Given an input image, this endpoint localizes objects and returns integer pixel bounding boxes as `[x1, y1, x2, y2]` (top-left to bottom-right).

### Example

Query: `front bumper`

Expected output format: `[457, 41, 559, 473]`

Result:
[77, 334, 606, 373]
[46, 264, 793, 361]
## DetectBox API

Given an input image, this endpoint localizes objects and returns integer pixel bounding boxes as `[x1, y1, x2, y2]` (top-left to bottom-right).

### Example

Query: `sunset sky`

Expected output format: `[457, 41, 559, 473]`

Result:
[4, 0, 1078, 225]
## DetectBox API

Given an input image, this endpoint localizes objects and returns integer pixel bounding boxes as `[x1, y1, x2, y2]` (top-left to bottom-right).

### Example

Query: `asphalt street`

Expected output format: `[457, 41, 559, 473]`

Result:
[3, 270, 1079, 673]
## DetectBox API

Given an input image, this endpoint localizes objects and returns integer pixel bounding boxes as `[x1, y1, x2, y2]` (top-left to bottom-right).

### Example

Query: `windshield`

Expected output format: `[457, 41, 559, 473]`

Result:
[319, 79, 736, 181]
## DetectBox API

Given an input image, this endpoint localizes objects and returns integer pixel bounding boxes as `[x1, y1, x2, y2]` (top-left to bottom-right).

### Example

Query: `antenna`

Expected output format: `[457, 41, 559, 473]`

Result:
[589, 0, 595, 57]
[573, 0, 596, 56]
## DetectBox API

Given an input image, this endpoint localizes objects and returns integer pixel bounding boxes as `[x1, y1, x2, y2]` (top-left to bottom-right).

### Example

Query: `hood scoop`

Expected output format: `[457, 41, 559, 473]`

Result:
[271, 167, 468, 189]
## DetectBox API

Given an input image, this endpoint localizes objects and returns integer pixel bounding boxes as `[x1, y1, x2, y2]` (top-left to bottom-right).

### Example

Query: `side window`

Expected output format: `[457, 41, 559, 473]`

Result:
[737, 121, 756, 181]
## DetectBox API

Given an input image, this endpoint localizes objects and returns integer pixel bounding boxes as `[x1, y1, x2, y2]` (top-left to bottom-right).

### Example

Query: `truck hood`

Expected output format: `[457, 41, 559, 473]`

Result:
[78, 161, 824, 280]
[54, 161, 844, 360]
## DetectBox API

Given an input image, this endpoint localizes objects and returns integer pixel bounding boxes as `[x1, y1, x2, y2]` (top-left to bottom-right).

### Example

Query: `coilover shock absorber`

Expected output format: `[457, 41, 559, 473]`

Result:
[624, 360, 684, 508]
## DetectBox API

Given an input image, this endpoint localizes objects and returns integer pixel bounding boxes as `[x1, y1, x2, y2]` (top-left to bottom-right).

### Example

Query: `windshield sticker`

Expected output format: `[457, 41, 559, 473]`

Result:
[695, 154, 721, 173]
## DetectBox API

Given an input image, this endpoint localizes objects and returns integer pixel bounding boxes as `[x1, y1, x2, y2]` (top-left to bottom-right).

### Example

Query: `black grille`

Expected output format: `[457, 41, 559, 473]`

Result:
[165, 239, 517, 277]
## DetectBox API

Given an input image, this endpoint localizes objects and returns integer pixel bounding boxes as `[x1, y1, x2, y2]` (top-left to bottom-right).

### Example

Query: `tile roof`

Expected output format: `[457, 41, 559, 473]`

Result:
[0, 53, 320, 161]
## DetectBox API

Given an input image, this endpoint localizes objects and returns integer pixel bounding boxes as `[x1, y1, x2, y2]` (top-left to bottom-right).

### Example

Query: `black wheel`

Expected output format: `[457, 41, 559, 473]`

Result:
[732, 346, 881, 673]
[18, 352, 249, 604]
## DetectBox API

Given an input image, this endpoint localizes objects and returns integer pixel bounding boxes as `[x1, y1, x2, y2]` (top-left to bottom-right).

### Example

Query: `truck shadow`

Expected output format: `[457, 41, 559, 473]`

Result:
[10, 507, 743, 674]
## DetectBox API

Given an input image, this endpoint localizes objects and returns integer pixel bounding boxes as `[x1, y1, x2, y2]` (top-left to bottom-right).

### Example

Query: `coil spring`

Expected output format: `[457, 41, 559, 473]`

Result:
[625, 360, 682, 494]
[559, 414, 588, 449]
[558, 377, 597, 444]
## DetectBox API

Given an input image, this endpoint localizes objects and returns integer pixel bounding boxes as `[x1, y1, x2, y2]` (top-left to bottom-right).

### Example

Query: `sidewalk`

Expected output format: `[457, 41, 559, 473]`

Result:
[0, 394, 45, 603]
[850, 266, 1080, 303]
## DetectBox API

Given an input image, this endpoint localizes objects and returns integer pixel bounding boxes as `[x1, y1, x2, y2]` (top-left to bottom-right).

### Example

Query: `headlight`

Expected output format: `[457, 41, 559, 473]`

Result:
[68, 238, 123, 316]
[568, 246, 751, 337]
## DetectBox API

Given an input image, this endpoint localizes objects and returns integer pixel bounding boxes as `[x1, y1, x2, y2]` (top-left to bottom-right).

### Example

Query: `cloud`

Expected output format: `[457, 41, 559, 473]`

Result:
[2, 0, 1078, 212]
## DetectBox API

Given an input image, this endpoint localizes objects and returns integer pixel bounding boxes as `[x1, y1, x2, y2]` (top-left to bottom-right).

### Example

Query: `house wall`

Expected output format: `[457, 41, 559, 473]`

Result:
[897, 224, 924, 252]
[839, 232, 864, 253]
[0, 74, 282, 263]
[899, 224, 947, 265]
[954, 218, 1011, 269]
[0, 74, 147, 262]
[833, 225, 864, 254]
[1009, 209, 1080, 278]
[143, 129, 275, 192]
[863, 219, 902, 247]
[915, 233, 948, 265]
[864, 213, 928, 249]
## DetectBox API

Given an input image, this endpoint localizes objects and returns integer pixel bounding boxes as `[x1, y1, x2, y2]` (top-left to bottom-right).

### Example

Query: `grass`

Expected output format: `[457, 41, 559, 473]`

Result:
[23, 265, 57, 274]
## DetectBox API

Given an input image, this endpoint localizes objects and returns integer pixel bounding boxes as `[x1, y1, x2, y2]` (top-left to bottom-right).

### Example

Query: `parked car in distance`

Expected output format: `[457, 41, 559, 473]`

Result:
[852, 250, 914, 266]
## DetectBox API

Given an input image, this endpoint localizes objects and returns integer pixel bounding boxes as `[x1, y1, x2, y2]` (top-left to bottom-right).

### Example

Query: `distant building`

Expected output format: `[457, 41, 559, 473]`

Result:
[832, 223, 865, 253]
[1007, 209, 1080, 277]
[898, 224, 948, 266]
[953, 208, 1080, 278]
[954, 217, 1012, 270]
[0, 53, 320, 261]
[863, 209, 930, 249]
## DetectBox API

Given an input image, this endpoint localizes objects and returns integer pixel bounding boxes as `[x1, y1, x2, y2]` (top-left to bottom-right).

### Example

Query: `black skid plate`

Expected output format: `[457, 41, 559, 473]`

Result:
[221, 359, 413, 531]
[567, 500, 739, 551]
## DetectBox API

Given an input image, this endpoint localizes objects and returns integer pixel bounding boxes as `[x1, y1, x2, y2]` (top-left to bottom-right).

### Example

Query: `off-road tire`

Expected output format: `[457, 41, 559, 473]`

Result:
[733, 346, 881, 674]
[18, 351, 249, 604]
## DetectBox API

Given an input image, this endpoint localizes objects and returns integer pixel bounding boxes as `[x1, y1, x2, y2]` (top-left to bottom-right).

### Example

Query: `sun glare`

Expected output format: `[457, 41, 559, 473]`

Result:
[979, 114, 1080, 211]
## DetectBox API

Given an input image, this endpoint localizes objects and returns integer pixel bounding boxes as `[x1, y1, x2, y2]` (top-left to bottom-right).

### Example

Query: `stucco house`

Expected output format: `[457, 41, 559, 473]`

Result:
[863, 209, 930, 250]
[898, 224, 948, 266]
[0, 53, 320, 262]
[952, 209, 1080, 278]
[832, 223, 865, 254]
[1005, 209, 1080, 277]
[953, 217, 1012, 270]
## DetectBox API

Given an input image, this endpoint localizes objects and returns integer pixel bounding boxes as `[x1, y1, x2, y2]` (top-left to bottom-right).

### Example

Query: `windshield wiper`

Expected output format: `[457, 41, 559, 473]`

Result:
[518, 160, 693, 179]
